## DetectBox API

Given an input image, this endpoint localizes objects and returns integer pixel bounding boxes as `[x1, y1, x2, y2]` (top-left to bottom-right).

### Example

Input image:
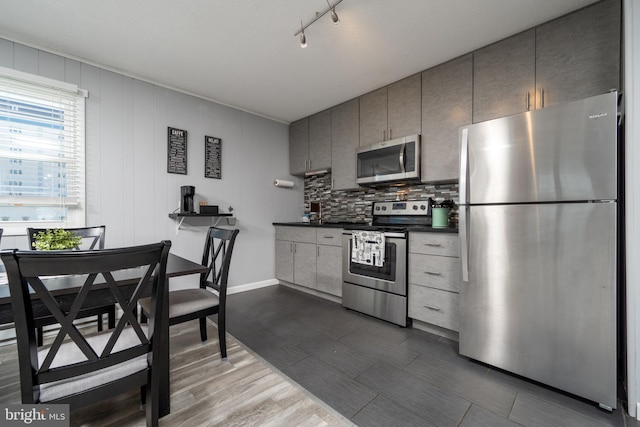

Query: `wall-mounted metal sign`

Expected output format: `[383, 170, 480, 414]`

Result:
[167, 127, 187, 175]
[204, 136, 221, 179]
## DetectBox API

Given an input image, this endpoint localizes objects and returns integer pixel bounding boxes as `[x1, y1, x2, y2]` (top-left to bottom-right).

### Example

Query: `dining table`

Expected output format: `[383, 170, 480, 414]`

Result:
[0, 251, 208, 418]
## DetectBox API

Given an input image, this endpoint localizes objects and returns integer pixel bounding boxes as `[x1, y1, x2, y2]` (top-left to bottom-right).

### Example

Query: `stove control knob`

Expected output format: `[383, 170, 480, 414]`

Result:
[420, 205, 427, 210]
[412, 205, 418, 210]
[381, 206, 387, 211]
[375, 206, 380, 211]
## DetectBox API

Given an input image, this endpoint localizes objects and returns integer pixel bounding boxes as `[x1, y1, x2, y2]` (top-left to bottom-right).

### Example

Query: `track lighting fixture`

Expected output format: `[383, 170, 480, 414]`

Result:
[294, 0, 343, 48]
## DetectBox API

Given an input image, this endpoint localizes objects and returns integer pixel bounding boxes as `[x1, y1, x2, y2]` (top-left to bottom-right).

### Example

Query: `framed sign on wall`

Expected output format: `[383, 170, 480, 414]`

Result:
[204, 135, 222, 179]
[167, 127, 188, 174]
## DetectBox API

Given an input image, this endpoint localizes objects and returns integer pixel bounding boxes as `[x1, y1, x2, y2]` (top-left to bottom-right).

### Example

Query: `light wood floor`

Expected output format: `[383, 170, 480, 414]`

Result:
[0, 319, 353, 427]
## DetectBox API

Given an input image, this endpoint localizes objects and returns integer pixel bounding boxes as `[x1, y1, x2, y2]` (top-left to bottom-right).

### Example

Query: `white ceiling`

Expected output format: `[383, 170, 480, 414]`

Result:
[0, 0, 599, 124]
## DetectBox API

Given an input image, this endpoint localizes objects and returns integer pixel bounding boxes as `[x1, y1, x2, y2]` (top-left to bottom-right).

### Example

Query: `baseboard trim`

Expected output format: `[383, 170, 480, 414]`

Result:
[227, 279, 278, 295]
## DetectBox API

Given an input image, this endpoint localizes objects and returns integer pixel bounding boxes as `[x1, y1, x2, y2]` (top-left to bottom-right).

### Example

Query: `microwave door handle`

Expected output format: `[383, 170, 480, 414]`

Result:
[399, 144, 406, 173]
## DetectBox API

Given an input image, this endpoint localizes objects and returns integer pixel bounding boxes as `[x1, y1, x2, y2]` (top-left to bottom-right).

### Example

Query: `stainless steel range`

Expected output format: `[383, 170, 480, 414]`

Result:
[342, 200, 431, 326]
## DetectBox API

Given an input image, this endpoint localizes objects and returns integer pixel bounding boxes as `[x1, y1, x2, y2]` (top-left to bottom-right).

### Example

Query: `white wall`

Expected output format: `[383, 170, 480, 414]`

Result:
[0, 38, 305, 288]
[625, 0, 640, 418]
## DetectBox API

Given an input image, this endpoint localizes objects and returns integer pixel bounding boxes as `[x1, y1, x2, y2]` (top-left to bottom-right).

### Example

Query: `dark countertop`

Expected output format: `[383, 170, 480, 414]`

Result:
[273, 222, 458, 234]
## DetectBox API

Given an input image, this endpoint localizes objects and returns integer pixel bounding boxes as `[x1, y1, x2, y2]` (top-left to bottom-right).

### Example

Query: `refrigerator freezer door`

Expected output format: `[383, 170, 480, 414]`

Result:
[460, 202, 617, 409]
[464, 91, 618, 204]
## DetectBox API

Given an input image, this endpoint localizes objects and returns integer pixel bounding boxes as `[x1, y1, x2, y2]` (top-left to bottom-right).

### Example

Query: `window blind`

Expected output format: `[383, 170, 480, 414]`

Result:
[0, 67, 86, 225]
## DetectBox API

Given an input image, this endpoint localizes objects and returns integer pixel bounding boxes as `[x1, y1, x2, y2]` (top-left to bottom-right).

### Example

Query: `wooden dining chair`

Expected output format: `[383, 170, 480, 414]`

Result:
[0, 241, 171, 426]
[140, 227, 239, 359]
[27, 226, 116, 345]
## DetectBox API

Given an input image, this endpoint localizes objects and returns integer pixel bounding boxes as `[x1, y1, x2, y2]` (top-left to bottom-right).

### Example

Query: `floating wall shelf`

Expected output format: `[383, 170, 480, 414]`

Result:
[168, 213, 235, 233]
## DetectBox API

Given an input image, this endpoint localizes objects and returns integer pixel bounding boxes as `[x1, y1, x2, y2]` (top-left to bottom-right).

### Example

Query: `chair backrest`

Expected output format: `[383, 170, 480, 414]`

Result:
[201, 227, 239, 299]
[27, 226, 106, 251]
[0, 241, 171, 405]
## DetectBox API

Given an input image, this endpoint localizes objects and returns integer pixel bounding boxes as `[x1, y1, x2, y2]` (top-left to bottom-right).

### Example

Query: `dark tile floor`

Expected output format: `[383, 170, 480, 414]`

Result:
[226, 285, 638, 427]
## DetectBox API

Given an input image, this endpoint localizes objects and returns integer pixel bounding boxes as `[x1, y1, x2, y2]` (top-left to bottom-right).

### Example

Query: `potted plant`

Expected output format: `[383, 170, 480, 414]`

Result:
[33, 228, 82, 250]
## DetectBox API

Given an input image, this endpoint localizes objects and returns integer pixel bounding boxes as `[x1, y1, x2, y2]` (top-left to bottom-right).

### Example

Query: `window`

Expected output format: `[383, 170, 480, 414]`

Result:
[0, 67, 87, 234]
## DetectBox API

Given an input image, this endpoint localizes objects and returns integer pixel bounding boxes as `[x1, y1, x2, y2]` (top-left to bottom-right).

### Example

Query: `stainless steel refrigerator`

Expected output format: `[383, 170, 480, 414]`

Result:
[459, 91, 619, 410]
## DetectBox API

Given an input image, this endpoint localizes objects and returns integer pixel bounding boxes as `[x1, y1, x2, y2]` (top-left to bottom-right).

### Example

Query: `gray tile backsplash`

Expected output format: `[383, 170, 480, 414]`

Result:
[304, 173, 459, 226]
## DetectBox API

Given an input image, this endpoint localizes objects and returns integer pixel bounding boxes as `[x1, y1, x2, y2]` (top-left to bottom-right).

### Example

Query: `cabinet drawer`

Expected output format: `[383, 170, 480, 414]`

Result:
[275, 226, 316, 244]
[316, 228, 343, 246]
[409, 233, 459, 257]
[408, 285, 459, 331]
[409, 254, 460, 292]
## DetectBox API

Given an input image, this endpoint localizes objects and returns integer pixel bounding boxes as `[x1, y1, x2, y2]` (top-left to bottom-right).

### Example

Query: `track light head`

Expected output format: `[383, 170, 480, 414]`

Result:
[300, 21, 307, 48]
[328, 0, 339, 25]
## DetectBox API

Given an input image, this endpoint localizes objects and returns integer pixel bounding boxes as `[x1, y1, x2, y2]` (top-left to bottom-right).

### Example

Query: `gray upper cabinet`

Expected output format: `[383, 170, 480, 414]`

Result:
[289, 118, 309, 175]
[387, 73, 421, 140]
[535, 0, 621, 109]
[289, 111, 332, 176]
[359, 87, 388, 147]
[473, 30, 536, 123]
[331, 98, 360, 190]
[308, 109, 332, 172]
[421, 55, 472, 183]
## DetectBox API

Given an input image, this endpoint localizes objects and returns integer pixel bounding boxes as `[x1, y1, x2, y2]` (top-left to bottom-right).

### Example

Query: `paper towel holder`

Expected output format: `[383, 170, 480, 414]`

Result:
[274, 179, 295, 188]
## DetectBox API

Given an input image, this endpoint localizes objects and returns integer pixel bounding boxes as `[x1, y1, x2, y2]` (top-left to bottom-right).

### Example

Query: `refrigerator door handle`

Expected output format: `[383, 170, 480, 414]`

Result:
[460, 205, 469, 282]
[460, 128, 468, 205]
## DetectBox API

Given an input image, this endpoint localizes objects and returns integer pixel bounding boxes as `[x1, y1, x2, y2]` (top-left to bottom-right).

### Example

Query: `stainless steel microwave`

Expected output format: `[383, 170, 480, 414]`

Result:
[356, 134, 421, 185]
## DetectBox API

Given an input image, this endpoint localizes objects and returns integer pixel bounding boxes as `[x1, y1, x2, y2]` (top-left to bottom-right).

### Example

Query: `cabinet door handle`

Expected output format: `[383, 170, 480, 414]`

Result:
[323, 236, 334, 239]
[317, 246, 319, 257]
[526, 91, 530, 111]
[540, 88, 545, 108]
[389, 128, 392, 140]
[423, 305, 441, 311]
[293, 243, 297, 253]
[425, 243, 442, 247]
[290, 242, 293, 252]
[425, 271, 442, 276]
[382, 129, 386, 141]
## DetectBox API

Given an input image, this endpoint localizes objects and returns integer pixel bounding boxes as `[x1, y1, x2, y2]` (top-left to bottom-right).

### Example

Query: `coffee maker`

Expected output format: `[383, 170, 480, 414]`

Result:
[180, 186, 195, 213]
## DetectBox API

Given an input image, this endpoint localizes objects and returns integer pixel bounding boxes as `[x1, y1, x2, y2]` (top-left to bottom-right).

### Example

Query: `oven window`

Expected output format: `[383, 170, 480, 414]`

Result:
[348, 240, 397, 281]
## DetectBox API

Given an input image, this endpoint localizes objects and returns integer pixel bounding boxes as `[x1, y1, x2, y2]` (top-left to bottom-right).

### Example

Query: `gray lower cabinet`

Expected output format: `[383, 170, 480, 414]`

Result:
[275, 226, 317, 288]
[408, 232, 460, 332]
[275, 240, 294, 283]
[293, 242, 317, 289]
[535, 0, 620, 109]
[421, 54, 472, 183]
[331, 98, 359, 190]
[473, 29, 536, 123]
[316, 228, 343, 296]
[275, 226, 343, 296]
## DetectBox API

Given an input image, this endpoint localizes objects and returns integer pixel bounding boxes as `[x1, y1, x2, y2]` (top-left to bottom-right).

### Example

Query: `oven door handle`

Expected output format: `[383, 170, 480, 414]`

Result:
[343, 231, 406, 239]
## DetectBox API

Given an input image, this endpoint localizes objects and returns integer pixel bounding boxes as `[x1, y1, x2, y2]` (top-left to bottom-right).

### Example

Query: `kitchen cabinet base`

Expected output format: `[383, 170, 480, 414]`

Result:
[278, 281, 342, 304]
[411, 318, 459, 342]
